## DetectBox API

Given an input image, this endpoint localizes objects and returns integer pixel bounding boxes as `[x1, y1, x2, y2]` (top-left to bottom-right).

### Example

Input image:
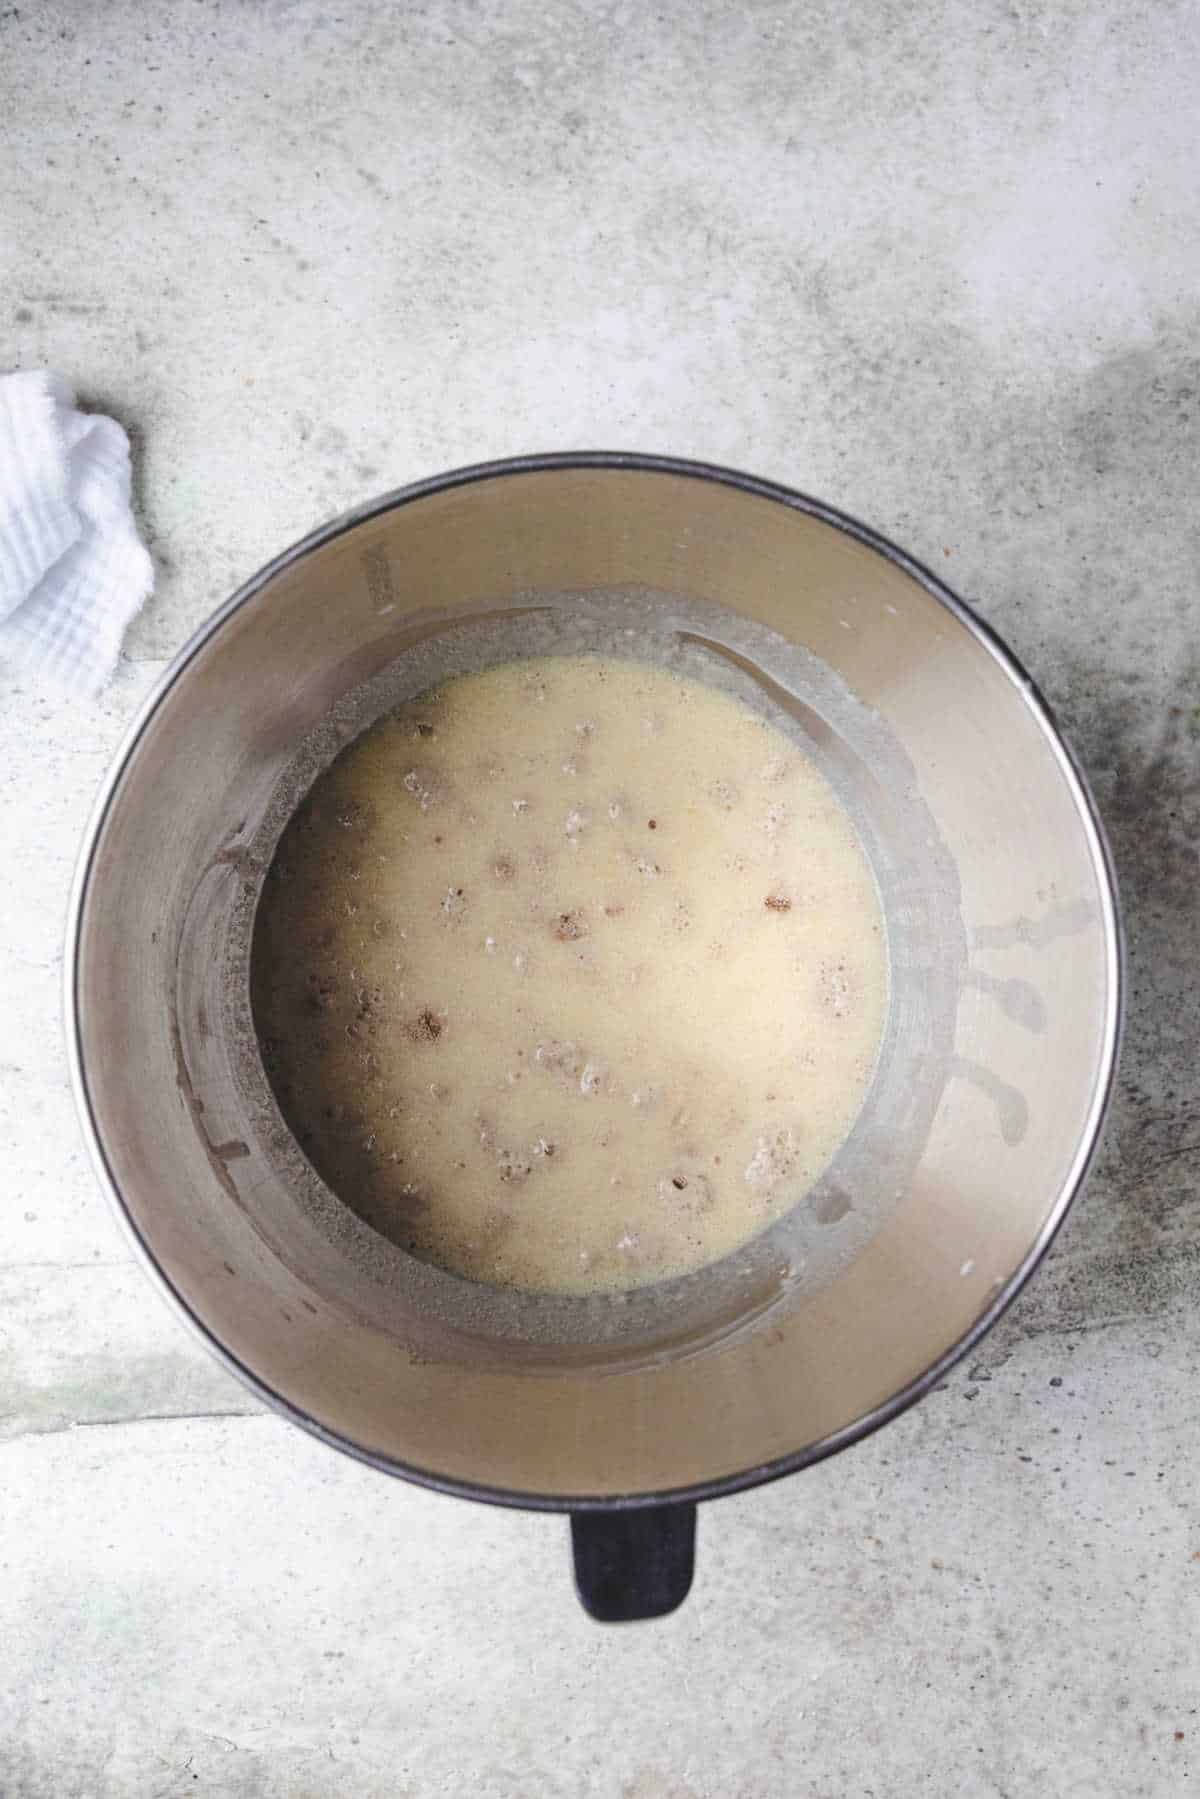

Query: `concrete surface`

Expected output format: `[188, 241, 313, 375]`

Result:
[2, 0, 1198, 1793]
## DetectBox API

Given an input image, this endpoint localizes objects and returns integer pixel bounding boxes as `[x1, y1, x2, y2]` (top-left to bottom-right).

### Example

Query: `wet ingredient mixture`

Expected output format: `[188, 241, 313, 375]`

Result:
[252, 654, 888, 1294]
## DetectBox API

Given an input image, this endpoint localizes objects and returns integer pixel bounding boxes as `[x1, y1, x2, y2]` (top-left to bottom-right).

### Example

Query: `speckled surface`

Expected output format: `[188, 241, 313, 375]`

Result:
[2, 1, 1198, 1793]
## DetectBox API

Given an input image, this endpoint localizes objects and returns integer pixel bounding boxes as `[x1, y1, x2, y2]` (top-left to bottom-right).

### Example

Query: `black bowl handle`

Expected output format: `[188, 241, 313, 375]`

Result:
[570, 1503, 697, 1622]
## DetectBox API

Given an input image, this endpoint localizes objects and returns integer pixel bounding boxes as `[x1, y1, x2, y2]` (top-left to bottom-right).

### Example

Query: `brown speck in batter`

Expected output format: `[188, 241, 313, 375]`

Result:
[409, 1007, 444, 1043]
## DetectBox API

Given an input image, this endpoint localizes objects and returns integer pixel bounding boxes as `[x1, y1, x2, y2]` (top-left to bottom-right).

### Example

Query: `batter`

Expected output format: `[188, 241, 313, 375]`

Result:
[252, 654, 888, 1294]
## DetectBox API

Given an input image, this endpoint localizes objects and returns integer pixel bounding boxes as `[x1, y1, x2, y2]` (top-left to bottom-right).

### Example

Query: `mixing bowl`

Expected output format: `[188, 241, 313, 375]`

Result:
[67, 455, 1122, 1620]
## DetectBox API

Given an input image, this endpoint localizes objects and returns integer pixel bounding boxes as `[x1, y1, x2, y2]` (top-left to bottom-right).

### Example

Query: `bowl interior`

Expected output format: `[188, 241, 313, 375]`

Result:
[72, 460, 1119, 1502]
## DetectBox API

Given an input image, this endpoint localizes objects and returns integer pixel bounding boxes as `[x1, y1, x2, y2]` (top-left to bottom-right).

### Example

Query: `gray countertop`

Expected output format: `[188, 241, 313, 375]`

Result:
[2, 3, 1197, 1794]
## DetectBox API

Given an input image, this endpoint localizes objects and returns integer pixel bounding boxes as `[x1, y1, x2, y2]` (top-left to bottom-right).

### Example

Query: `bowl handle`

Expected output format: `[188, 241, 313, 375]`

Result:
[570, 1503, 696, 1622]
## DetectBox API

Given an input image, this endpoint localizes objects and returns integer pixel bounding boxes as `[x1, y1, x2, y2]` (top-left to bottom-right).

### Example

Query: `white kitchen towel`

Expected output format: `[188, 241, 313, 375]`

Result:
[0, 369, 154, 692]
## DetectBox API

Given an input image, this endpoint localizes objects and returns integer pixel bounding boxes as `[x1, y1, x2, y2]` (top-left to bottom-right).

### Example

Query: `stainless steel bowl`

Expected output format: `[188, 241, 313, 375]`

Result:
[67, 455, 1122, 1619]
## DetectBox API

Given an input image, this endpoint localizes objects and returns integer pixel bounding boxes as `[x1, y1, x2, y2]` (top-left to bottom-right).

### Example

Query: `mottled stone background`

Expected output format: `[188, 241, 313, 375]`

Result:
[2, 2, 1197, 1793]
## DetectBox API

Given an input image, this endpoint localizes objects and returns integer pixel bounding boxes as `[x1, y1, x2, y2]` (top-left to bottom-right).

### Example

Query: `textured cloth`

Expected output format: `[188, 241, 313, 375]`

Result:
[0, 370, 153, 692]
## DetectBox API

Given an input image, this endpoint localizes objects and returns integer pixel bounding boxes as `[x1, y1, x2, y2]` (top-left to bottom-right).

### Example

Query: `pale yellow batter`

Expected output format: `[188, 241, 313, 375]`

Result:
[252, 654, 888, 1294]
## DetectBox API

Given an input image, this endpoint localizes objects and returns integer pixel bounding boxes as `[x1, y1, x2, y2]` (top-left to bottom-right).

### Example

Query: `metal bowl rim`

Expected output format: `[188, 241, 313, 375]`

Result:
[64, 450, 1125, 1512]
